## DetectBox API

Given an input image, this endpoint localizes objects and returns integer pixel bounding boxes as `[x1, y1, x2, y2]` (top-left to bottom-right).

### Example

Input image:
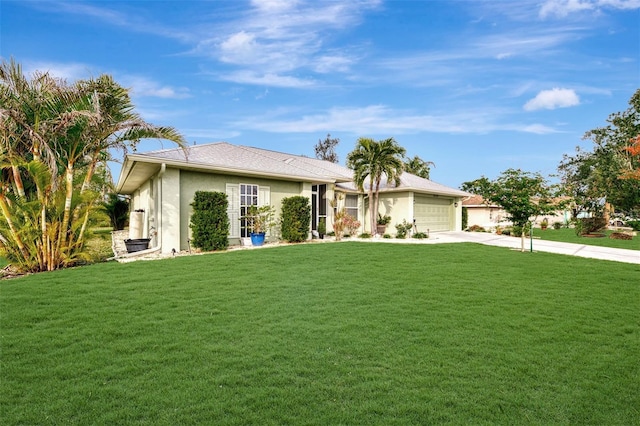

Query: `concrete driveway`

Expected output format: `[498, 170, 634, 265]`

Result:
[432, 231, 640, 264]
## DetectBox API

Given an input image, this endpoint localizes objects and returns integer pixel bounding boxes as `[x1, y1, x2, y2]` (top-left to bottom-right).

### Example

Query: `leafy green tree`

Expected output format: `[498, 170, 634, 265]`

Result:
[346, 137, 406, 235]
[462, 169, 559, 252]
[403, 155, 435, 179]
[314, 133, 339, 163]
[559, 89, 640, 216]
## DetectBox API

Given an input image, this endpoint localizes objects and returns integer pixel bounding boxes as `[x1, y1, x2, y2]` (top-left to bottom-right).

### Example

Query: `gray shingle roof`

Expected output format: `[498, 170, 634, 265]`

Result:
[120, 142, 467, 198]
[336, 171, 470, 197]
[134, 142, 353, 181]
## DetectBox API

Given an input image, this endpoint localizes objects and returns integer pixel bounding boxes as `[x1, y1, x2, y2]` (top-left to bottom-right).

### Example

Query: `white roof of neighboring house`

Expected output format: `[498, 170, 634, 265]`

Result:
[117, 141, 467, 198]
[336, 171, 470, 198]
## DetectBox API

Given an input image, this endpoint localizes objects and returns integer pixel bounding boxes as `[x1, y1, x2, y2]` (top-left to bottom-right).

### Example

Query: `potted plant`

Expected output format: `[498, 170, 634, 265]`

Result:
[377, 213, 391, 235]
[540, 218, 548, 230]
[318, 217, 326, 239]
[242, 205, 276, 246]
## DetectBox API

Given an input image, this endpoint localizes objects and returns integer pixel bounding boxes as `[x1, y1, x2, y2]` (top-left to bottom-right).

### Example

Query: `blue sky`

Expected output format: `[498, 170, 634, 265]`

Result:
[2, 0, 639, 188]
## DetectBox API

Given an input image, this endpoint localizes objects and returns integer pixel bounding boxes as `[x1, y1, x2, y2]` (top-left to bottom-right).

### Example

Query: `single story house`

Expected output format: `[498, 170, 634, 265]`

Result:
[116, 142, 469, 253]
[463, 194, 572, 230]
[462, 195, 510, 229]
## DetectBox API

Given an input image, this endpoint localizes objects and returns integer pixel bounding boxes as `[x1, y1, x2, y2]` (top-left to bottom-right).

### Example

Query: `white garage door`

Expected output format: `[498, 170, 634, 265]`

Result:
[414, 196, 452, 232]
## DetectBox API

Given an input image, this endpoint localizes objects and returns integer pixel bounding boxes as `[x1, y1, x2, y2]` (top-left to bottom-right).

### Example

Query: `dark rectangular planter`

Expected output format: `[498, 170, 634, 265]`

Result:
[124, 238, 151, 253]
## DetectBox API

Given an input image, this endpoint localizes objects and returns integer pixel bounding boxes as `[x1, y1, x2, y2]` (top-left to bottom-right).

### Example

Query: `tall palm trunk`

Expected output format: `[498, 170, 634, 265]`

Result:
[0, 193, 30, 261]
[57, 162, 75, 253]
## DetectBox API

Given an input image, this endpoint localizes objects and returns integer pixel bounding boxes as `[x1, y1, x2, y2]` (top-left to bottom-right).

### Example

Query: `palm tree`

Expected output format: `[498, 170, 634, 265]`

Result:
[0, 58, 186, 272]
[404, 155, 435, 180]
[346, 137, 406, 235]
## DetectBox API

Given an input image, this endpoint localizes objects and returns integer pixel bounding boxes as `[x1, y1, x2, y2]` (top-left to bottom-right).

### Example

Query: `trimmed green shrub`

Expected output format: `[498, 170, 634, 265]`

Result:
[412, 232, 428, 239]
[281, 196, 311, 243]
[359, 232, 372, 238]
[468, 224, 485, 232]
[627, 220, 640, 231]
[189, 191, 229, 251]
[552, 221, 562, 230]
[575, 217, 607, 236]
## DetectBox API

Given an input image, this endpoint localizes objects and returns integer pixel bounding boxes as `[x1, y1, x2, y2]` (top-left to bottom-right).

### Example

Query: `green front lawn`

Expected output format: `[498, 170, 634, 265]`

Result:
[533, 227, 639, 250]
[2, 243, 638, 424]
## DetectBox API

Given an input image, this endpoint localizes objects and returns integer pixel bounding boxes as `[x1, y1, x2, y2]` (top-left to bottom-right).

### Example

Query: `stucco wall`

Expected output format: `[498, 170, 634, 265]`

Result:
[179, 170, 305, 249]
[377, 192, 413, 232]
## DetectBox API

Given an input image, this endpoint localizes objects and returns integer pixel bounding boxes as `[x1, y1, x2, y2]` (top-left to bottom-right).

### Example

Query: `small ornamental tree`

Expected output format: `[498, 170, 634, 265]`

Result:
[462, 169, 559, 252]
[189, 191, 229, 251]
[280, 196, 311, 243]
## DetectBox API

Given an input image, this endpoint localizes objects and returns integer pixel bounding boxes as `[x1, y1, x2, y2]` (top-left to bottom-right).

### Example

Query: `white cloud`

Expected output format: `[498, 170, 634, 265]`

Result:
[218, 71, 316, 88]
[23, 61, 94, 82]
[523, 88, 580, 111]
[539, 0, 640, 18]
[194, 0, 379, 85]
[123, 76, 191, 99]
[231, 104, 561, 135]
[520, 124, 563, 134]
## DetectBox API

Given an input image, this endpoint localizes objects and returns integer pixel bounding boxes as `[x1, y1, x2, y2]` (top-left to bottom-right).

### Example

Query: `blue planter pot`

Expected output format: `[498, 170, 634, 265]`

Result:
[250, 232, 266, 246]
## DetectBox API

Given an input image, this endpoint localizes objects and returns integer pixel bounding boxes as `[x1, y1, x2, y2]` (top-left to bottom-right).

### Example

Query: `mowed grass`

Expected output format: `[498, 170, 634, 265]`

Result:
[533, 227, 639, 250]
[1, 243, 639, 425]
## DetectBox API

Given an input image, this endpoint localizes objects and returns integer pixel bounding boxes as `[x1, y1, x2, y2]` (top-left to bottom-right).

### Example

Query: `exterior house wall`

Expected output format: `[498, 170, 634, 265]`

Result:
[160, 167, 181, 254]
[466, 206, 510, 230]
[378, 192, 413, 234]
[178, 170, 305, 249]
[129, 179, 153, 240]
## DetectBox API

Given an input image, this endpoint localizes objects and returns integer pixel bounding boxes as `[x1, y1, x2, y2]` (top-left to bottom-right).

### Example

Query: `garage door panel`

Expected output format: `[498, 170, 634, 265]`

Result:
[414, 196, 452, 232]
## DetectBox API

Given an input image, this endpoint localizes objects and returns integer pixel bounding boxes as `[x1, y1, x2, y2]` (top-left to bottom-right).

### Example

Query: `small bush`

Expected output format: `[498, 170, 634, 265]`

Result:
[627, 220, 640, 231]
[281, 196, 311, 243]
[395, 220, 413, 239]
[512, 223, 531, 237]
[383, 234, 392, 239]
[610, 232, 633, 240]
[359, 233, 372, 238]
[552, 221, 562, 230]
[468, 225, 486, 232]
[190, 191, 229, 251]
[412, 232, 428, 239]
[575, 217, 607, 236]
[502, 229, 511, 236]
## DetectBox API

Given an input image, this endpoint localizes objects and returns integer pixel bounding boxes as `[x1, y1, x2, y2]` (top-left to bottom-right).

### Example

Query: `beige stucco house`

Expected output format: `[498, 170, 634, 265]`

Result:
[463, 194, 573, 230]
[116, 142, 468, 253]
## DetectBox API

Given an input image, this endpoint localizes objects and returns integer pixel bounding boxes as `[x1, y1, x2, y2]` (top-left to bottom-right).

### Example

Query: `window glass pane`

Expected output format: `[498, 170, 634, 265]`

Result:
[319, 185, 327, 215]
[345, 195, 358, 208]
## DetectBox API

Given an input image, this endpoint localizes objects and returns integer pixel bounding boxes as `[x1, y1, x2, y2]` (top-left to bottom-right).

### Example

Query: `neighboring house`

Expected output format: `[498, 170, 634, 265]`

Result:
[463, 195, 510, 229]
[462, 195, 572, 230]
[116, 142, 468, 254]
